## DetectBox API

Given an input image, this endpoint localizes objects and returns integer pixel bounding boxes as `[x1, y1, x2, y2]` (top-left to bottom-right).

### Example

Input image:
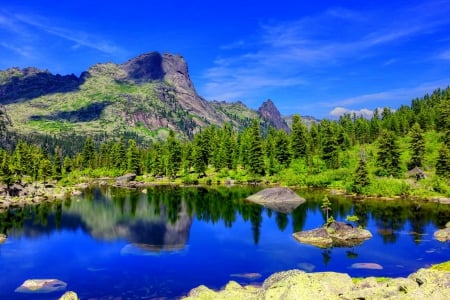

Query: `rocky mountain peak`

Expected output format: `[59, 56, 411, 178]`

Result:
[120, 52, 194, 90]
[258, 99, 290, 132]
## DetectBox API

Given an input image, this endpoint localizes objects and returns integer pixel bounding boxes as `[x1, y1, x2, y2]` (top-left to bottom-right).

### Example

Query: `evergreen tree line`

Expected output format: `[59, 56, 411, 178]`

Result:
[1, 87, 449, 194]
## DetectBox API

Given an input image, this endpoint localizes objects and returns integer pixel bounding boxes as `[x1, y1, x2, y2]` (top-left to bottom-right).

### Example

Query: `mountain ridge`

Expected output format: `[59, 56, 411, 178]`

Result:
[0, 51, 294, 141]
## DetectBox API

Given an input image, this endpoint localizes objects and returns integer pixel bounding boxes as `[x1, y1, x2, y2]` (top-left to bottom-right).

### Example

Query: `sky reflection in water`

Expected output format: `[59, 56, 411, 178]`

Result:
[0, 186, 449, 299]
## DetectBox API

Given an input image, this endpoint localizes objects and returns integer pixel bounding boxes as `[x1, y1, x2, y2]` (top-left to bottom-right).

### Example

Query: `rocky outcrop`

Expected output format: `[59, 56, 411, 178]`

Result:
[184, 265, 450, 300]
[0, 233, 6, 243]
[292, 221, 372, 248]
[258, 99, 290, 132]
[0, 67, 81, 104]
[246, 187, 305, 213]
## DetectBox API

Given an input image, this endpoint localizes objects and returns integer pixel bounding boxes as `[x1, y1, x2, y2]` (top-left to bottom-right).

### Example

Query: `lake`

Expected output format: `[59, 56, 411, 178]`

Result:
[0, 185, 449, 299]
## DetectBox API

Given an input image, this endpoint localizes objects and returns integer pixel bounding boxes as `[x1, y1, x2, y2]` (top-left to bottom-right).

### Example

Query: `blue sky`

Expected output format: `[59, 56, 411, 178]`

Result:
[1, 0, 450, 118]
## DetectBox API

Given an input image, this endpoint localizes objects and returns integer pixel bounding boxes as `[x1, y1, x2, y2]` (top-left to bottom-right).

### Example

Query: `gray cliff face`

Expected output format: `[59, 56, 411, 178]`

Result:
[258, 99, 290, 133]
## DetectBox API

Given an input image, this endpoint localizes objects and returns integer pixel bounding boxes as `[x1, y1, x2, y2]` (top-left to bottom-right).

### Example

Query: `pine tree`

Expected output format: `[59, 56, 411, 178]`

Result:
[376, 129, 401, 177]
[192, 133, 207, 177]
[290, 115, 308, 159]
[127, 139, 141, 175]
[81, 136, 95, 169]
[436, 143, 450, 178]
[166, 130, 182, 178]
[248, 119, 265, 176]
[275, 129, 291, 167]
[321, 121, 340, 169]
[352, 149, 370, 194]
[409, 123, 425, 168]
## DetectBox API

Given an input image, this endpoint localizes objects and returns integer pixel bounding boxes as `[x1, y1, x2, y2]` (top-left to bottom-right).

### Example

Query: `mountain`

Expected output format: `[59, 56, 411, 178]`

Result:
[0, 52, 291, 141]
[258, 99, 290, 133]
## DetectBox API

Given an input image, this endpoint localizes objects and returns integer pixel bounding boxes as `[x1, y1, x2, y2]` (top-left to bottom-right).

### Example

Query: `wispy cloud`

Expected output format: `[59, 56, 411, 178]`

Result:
[0, 9, 123, 57]
[199, 2, 450, 103]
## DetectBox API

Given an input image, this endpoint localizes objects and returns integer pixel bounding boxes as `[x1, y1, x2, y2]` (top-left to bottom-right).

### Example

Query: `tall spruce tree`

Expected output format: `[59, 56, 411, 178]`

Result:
[409, 123, 425, 168]
[166, 130, 182, 177]
[321, 121, 340, 169]
[376, 129, 401, 177]
[290, 115, 308, 159]
[81, 136, 95, 169]
[352, 149, 370, 194]
[127, 139, 141, 175]
[248, 119, 265, 176]
[436, 143, 450, 178]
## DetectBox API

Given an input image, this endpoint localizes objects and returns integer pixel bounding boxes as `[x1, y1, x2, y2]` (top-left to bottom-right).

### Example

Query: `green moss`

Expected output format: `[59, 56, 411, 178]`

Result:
[430, 261, 450, 271]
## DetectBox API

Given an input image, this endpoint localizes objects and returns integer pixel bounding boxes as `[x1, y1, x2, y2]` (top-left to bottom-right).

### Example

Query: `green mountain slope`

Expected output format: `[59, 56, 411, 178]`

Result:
[0, 52, 289, 142]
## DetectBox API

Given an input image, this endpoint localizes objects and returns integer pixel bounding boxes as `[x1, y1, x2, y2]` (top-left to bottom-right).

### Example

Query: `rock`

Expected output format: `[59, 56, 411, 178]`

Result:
[115, 173, 137, 186]
[184, 264, 450, 300]
[0, 233, 6, 243]
[246, 187, 305, 213]
[434, 227, 450, 242]
[292, 221, 372, 248]
[351, 263, 383, 270]
[258, 99, 290, 133]
[15, 279, 67, 293]
[230, 273, 262, 280]
[59, 291, 79, 300]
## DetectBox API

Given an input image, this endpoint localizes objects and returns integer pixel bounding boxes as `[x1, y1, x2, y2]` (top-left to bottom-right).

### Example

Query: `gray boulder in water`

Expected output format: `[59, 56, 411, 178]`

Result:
[246, 187, 306, 213]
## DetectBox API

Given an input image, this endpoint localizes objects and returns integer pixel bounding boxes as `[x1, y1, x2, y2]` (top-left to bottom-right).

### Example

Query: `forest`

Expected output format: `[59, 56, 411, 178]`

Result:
[1, 87, 449, 198]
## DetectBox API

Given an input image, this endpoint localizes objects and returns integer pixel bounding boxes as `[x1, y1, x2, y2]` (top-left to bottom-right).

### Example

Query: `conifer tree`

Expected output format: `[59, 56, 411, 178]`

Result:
[352, 149, 370, 194]
[127, 139, 141, 175]
[376, 129, 401, 177]
[248, 119, 265, 176]
[81, 136, 95, 169]
[192, 133, 207, 177]
[409, 123, 425, 168]
[436, 143, 450, 178]
[290, 115, 308, 159]
[275, 129, 291, 167]
[321, 121, 340, 169]
[166, 130, 182, 178]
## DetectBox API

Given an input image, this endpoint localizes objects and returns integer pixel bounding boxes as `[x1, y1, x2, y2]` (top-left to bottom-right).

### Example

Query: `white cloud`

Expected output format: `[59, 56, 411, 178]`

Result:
[329, 107, 376, 119]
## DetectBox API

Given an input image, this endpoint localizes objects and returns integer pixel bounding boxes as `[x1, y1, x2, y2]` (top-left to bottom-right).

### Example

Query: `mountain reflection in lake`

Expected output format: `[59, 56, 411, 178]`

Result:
[0, 186, 449, 299]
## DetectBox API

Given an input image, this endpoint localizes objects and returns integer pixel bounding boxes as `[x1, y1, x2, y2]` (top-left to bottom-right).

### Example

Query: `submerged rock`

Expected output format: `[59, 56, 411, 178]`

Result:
[351, 263, 383, 270]
[292, 221, 372, 249]
[183, 264, 450, 300]
[246, 187, 305, 213]
[230, 273, 262, 280]
[15, 279, 67, 293]
[0, 233, 6, 244]
[434, 227, 450, 242]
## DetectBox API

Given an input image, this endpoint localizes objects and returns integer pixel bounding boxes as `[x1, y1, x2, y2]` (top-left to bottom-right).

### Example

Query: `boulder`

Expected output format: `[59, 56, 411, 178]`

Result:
[59, 291, 79, 300]
[292, 221, 372, 249]
[115, 173, 137, 186]
[15, 279, 67, 293]
[246, 187, 305, 213]
[0, 233, 6, 243]
[434, 227, 450, 242]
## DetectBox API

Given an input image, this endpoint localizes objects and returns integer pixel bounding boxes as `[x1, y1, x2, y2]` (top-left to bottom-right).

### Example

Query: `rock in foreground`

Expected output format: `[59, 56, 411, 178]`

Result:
[183, 265, 450, 300]
[292, 221, 372, 248]
[15, 279, 67, 293]
[246, 187, 305, 213]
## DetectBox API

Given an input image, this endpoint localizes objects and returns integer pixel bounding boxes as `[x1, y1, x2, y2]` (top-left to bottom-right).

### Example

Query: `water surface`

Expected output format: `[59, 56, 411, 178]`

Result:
[0, 186, 449, 299]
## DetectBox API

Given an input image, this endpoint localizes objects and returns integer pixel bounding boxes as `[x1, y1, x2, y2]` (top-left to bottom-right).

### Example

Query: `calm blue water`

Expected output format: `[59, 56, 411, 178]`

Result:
[0, 186, 449, 299]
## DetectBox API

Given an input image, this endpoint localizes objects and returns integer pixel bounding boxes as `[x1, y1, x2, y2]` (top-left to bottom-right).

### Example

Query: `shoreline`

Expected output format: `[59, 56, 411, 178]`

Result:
[1, 178, 450, 213]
